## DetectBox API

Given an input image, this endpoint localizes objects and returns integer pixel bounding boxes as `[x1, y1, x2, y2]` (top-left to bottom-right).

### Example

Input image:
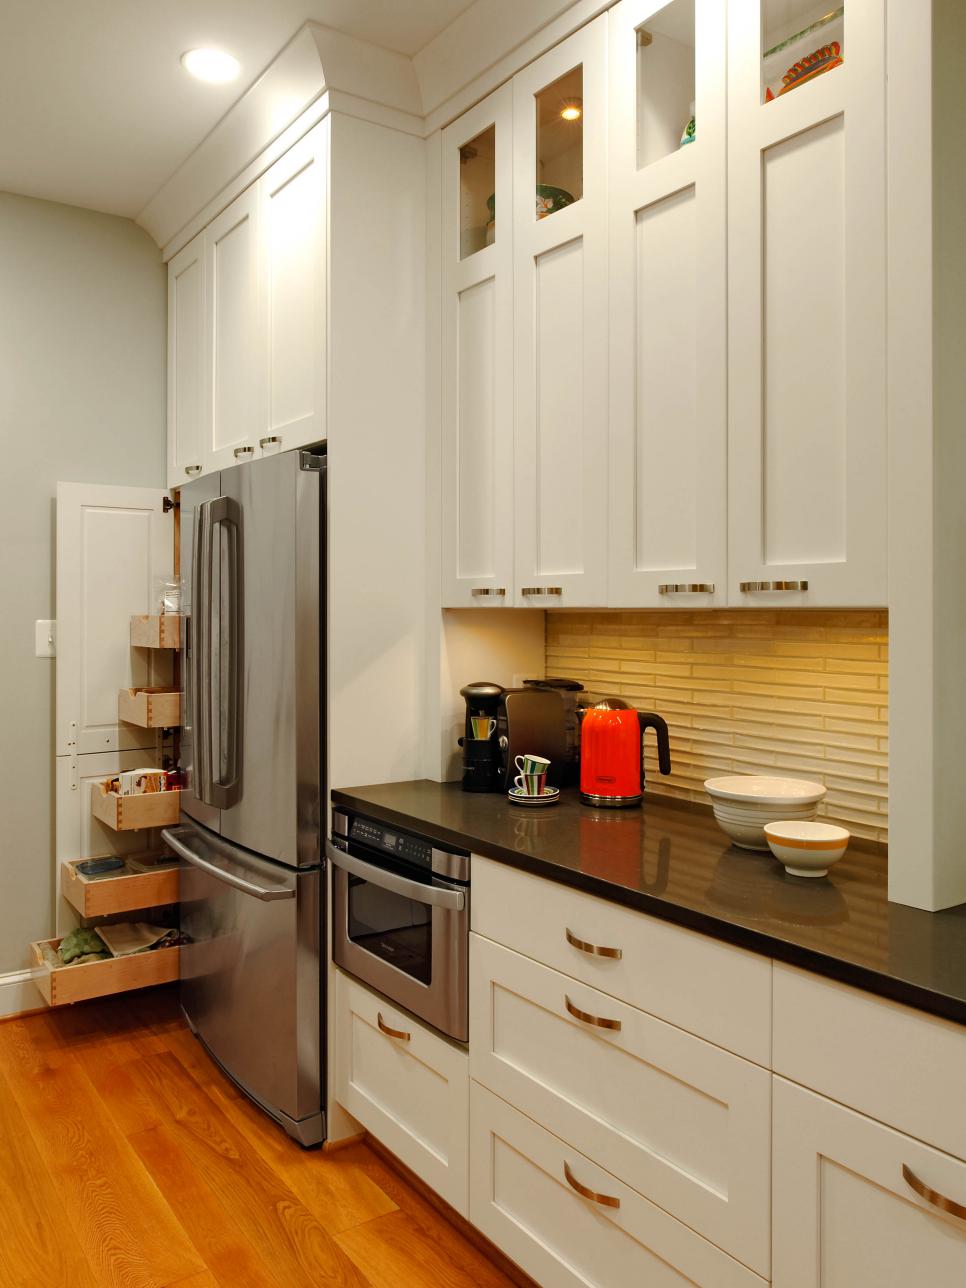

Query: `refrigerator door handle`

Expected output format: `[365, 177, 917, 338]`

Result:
[192, 498, 214, 806]
[207, 495, 242, 809]
[162, 827, 295, 901]
[326, 842, 466, 911]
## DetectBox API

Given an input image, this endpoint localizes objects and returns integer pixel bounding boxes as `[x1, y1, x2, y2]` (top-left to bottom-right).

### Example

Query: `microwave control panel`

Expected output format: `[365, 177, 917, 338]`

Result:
[348, 817, 433, 871]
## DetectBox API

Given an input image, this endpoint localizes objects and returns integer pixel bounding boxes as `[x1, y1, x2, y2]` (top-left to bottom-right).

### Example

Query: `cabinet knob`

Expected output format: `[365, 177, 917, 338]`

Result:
[260, 436, 282, 449]
[521, 586, 562, 597]
[740, 580, 808, 593]
[184, 465, 202, 476]
[471, 588, 506, 597]
[658, 584, 714, 595]
[234, 446, 254, 459]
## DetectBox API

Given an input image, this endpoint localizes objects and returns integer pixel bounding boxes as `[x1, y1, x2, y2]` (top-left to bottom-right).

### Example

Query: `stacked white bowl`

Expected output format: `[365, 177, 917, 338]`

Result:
[704, 775, 827, 851]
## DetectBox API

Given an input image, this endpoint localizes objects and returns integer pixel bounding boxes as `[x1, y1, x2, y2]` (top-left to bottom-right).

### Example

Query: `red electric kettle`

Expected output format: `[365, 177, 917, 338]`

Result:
[578, 699, 671, 808]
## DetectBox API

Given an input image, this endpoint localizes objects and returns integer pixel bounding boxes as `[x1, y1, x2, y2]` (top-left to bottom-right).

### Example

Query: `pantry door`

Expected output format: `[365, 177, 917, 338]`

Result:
[56, 484, 173, 757]
[728, 0, 887, 606]
[512, 15, 610, 608]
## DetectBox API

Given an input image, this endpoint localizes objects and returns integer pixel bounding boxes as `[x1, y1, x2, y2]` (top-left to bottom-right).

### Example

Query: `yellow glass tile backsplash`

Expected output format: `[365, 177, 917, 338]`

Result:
[546, 610, 888, 842]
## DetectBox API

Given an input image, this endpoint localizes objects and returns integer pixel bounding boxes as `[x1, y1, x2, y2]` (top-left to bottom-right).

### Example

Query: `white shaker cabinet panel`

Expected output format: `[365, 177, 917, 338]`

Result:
[607, 0, 727, 607]
[441, 85, 515, 608]
[260, 121, 327, 458]
[727, 1, 887, 606]
[512, 16, 610, 608]
[166, 232, 206, 487]
[773, 1079, 966, 1287]
[205, 186, 265, 472]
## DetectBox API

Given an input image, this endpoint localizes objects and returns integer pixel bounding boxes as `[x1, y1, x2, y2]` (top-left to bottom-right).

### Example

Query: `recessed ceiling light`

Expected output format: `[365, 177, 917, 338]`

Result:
[560, 99, 582, 121]
[181, 48, 240, 85]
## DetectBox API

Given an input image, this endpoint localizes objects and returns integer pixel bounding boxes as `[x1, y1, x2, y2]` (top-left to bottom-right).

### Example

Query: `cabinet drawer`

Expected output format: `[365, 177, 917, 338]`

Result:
[61, 857, 180, 917]
[471, 1082, 766, 1288]
[470, 934, 770, 1275]
[130, 614, 182, 649]
[91, 782, 181, 832]
[773, 1078, 966, 1286]
[31, 938, 180, 1007]
[773, 965, 966, 1160]
[472, 857, 771, 1064]
[118, 687, 182, 729]
[333, 970, 469, 1216]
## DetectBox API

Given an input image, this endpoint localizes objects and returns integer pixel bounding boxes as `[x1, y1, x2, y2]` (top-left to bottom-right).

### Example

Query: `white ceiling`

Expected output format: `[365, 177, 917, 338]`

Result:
[0, 0, 476, 219]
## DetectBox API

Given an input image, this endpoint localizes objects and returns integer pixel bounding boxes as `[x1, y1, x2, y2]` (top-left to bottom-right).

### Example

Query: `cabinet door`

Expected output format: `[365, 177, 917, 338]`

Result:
[728, 1, 886, 606]
[608, 0, 726, 607]
[261, 121, 327, 458]
[440, 85, 515, 608]
[512, 16, 609, 608]
[167, 232, 206, 486]
[773, 1078, 966, 1287]
[205, 186, 265, 472]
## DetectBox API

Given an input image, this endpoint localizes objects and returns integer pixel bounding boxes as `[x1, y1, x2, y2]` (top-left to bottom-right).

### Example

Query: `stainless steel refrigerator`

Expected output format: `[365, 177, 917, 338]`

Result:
[162, 447, 326, 1147]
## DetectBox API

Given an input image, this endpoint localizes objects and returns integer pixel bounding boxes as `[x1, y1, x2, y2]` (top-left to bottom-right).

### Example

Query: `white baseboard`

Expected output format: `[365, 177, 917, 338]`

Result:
[0, 968, 45, 1018]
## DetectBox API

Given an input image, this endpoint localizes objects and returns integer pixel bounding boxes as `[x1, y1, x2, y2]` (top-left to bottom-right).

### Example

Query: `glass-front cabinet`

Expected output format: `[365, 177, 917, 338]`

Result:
[608, 0, 727, 607]
[438, 0, 887, 611]
[441, 85, 515, 608]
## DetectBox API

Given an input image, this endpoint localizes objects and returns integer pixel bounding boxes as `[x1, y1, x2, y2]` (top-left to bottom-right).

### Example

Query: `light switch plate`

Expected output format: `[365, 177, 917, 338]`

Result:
[35, 619, 56, 657]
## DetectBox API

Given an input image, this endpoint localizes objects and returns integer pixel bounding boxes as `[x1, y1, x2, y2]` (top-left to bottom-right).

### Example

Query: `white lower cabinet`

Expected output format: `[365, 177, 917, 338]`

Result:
[470, 1082, 766, 1288]
[773, 1078, 966, 1287]
[470, 934, 771, 1276]
[333, 970, 469, 1216]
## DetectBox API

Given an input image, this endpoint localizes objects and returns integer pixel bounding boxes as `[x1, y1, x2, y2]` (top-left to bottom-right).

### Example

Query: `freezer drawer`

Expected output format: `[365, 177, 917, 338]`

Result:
[164, 820, 323, 1145]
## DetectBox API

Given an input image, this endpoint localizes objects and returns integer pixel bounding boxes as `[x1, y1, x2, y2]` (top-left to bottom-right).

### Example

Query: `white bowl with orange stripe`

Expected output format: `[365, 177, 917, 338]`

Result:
[764, 820, 850, 878]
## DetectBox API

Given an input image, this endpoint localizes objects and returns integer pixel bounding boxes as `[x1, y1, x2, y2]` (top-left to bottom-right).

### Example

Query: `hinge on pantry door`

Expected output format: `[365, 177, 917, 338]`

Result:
[68, 720, 78, 790]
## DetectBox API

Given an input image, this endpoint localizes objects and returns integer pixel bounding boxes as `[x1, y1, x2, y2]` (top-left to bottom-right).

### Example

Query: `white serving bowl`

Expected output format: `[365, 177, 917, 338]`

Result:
[705, 775, 827, 851]
[764, 820, 850, 877]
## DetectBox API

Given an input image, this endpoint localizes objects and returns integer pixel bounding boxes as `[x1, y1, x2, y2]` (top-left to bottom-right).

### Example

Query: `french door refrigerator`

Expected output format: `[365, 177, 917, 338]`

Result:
[162, 447, 326, 1146]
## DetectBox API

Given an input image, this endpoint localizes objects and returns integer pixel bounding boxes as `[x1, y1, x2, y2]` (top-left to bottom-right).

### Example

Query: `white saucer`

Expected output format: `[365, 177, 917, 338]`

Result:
[508, 786, 560, 807]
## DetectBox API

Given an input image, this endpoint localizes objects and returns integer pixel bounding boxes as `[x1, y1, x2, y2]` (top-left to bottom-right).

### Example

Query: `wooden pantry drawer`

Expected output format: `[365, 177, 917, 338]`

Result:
[130, 614, 181, 648]
[91, 781, 180, 832]
[472, 856, 771, 1064]
[31, 938, 180, 1007]
[334, 970, 469, 1216]
[470, 934, 771, 1276]
[773, 1078, 966, 1286]
[62, 857, 180, 917]
[470, 1082, 766, 1288]
[118, 687, 182, 728]
[773, 964, 966, 1160]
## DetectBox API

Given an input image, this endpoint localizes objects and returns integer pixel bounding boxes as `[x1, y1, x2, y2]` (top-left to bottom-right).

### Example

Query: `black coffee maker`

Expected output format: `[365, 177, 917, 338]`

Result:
[459, 681, 504, 792]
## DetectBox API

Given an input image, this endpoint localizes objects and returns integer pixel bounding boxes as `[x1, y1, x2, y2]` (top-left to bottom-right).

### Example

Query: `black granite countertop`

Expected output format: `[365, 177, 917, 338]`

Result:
[331, 780, 966, 1027]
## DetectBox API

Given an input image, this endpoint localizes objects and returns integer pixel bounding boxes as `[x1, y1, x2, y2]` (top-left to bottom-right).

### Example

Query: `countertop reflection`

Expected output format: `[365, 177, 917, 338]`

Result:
[332, 780, 966, 1026]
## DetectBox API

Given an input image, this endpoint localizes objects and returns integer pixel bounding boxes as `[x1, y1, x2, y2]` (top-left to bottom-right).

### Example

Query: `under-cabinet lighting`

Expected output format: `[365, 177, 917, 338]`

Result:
[181, 48, 241, 84]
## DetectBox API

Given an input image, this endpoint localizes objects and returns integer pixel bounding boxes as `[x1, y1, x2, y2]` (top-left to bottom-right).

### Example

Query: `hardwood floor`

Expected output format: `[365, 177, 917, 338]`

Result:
[0, 987, 520, 1288]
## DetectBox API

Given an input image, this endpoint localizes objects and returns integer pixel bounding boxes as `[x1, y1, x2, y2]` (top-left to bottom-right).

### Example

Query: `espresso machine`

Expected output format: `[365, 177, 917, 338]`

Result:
[459, 682, 504, 792]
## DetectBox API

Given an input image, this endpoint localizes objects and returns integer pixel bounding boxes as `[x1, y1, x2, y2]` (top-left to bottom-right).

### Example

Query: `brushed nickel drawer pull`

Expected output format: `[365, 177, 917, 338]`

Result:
[565, 928, 623, 960]
[471, 588, 506, 597]
[739, 580, 808, 592]
[184, 465, 202, 476]
[260, 435, 282, 448]
[658, 583, 714, 594]
[565, 995, 621, 1032]
[902, 1164, 966, 1222]
[377, 1012, 411, 1042]
[564, 1161, 620, 1209]
[234, 446, 254, 458]
[521, 586, 562, 596]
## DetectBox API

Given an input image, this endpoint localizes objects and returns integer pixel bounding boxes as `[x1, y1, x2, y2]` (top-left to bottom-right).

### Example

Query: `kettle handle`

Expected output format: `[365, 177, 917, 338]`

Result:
[637, 712, 672, 780]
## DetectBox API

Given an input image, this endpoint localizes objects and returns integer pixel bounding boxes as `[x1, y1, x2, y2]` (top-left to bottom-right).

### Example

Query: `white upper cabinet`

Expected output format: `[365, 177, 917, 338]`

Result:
[166, 232, 206, 487]
[607, 0, 727, 607]
[205, 186, 265, 472]
[441, 85, 515, 608]
[728, 0, 887, 606]
[512, 16, 610, 608]
[261, 121, 327, 458]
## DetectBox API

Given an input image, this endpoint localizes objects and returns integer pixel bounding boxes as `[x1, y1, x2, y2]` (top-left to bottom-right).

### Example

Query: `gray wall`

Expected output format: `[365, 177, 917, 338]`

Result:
[0, 192, 165, 973]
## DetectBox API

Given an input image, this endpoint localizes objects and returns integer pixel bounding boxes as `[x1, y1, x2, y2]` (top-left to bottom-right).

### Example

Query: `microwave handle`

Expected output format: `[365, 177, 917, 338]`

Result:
[326, 842, 465, 912]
